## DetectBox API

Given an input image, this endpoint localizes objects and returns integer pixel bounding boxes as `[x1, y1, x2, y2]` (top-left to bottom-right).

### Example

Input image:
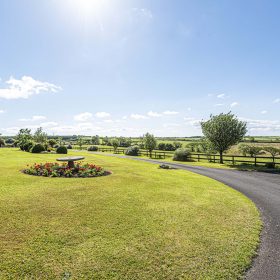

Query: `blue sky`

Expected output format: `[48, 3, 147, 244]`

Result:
[0, 0, 280, 136]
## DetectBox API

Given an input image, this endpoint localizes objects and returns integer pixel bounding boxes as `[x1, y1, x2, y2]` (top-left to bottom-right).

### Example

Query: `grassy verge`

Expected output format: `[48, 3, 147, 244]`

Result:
[0, 149, 261, 279]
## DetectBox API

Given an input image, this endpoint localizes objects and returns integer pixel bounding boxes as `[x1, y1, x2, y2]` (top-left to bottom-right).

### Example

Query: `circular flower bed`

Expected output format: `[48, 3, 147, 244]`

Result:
[23, 162, 109, 178]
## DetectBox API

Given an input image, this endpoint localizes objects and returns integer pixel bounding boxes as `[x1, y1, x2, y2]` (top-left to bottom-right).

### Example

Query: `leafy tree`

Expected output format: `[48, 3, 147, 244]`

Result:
[238, 144, 263, 157]
[34, 127, 47, 144]
[48, 139, 57, 148]
[173, 141, 182, 149]
[143, 133, 157, 158]
[77, 137, 84, 150]
[264, 146, 280, 162]
[0, 137, 5, 147]
[111, 138, 120, 153]
[158, 143, 166, 150]
[201, 112, 247, 163]
[16, 128, 33, 150]
[91, 135, 100, 145]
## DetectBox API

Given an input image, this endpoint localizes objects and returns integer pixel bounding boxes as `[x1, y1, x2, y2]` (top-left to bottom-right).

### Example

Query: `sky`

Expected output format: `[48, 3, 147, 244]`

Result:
[0, 0, 280, 137]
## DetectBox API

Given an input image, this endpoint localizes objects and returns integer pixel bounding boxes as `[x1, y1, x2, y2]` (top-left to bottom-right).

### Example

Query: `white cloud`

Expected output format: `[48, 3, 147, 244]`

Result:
[217, 94, 226, 99]
[132, 8, 153, 20]
[261, 110, 267, 115]
[230, 102, 239, 108]
[19, 115, 47, 122]
[214, 103, 224, 107]
[184, 117, 201, 127]
[147, 111, 162, 117]
[163, 123, 181, 128]
[74, 112, 93, 122]
[162, 110, 179, 115]
[130, 114, 149, 120]
[40, 122, 58, 128]
[95, 112, 111, 118]
[0, 76, 61, 99]
[240, 117, 280, 132]
[0, 109, 5, 114]
[273, 98, 280, 104]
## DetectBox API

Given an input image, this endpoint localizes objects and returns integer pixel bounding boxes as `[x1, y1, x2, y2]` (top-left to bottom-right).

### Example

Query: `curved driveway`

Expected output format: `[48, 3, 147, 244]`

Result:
[93, 153, 280, 280]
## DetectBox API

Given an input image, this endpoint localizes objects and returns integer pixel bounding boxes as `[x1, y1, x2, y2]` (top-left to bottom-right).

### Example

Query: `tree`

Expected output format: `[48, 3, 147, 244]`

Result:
[0, 137, 5, 147]
[264, 146, 280, 163]
[33, 127, 47, 144]
[238, 144, 263, 157]
[143, 133, 157, 158]
[48, 139, 57, 148]
[77, 137, 84, 150]
[111, 138, 120, 153]
[201, 112, 247, 163]
[16, 128, 33, 150]
[91, 135, 100, 145]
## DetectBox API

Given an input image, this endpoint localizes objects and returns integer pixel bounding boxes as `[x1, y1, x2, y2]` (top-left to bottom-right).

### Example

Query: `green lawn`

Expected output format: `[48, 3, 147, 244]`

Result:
[0, 149, 261, 279]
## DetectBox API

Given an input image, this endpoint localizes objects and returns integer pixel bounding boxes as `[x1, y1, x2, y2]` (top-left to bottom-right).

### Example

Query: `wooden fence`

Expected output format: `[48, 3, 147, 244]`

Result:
[86, 147, 280, 167]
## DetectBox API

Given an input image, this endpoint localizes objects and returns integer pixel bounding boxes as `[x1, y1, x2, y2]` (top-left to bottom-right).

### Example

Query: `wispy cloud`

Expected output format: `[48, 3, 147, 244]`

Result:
[261, 110, 267, 114]
[230, 102, 239, 108]
[240, 117, 280, 132]
[19, 115, 46, 122]
[273, 98, 280, 104]
[74, 112, 93, 122]
[130, 114, 149, 120]
[0, 76, 61, 99]
[95, 112, 111, 118]
[132, 8, 153, 20]
[147, 111, 162, 117]
[162, 110, 179, 115]
[0, 109, 5, 114]
[217, 94, 226, 99]
[214, 103, 224, 107]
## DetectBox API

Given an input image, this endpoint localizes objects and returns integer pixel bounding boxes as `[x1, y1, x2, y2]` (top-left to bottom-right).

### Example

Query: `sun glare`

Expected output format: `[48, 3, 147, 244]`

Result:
[68, 0, 107, 18]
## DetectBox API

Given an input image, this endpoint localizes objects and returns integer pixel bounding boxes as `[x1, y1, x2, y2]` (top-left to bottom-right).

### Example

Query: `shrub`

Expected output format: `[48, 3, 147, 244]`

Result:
[30, 143, 45, 153]
[54, 144, 59, 148]
[22, 141, 34, 152]
[56, 146, 68, 154]
[173, 148, 191, 162]
[125, 146, 140, 156]
[88, 146, 98, 151]
[165, 143, 175, 151]
[67, 144, 73, 149]
[265, 162, 275, 169]
[158, 143, 166, 150]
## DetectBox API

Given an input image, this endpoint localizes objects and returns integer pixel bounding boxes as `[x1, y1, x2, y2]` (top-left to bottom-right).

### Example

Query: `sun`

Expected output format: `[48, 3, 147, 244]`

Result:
[68, 0, 106, 18]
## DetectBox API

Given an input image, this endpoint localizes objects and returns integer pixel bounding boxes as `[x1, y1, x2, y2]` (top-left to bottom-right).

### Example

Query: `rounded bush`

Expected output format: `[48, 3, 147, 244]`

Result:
[173, 148, 191, 162]
[125, 146, 140, 156]
[56, 146, 68, 154]
[31, 143, 45, 154]
[22, 141, 34, 152]
[67, 144, 73, 149]
[88, 146, 98, 152]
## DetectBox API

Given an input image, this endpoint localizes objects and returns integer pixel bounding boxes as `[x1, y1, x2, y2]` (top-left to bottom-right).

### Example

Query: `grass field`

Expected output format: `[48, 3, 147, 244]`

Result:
[0, 149, 261, 279]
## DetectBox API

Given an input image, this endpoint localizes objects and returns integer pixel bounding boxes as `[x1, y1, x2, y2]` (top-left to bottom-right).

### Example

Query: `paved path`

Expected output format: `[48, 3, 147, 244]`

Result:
[93, 153, 280, 280]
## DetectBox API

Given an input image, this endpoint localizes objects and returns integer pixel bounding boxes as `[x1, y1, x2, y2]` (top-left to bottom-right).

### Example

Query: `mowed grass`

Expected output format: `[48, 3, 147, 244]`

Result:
[0, 149, 261, 279]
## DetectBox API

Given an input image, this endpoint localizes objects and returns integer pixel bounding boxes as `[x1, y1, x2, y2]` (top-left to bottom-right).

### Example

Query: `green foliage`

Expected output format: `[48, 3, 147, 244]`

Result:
[0, 138, 5, 147]
[173, 148, 191, 162]
[67, 144, 73, 149]
[158, 143, 166, 150]
[125, 146, 140, 156]
[91, 135, 100, 145]
[48, 139, 57, 148]
[87, 146, 98, 152]
[33, 127, 48, 144]
[111, 138, 120, 153]
[238, 144, 263, 157]
[5, 138, 15, 145]
[56, 146, 68, 154]
[16, 128, 33, 150]
[201, 112, 247, 163]
[23, 141, 34, 152]
[264, 146, 280, 159]
[143, 133, 157, 157]
[77, 137, 84, 149]
[30, 143, 45, 154]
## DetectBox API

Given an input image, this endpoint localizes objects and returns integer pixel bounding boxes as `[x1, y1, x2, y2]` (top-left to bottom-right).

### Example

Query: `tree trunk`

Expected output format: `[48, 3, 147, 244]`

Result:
[219, 150, 223, 164]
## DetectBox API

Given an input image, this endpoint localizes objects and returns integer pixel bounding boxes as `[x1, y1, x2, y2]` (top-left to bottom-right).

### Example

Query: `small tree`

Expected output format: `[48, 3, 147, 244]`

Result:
[48, 139, 57, 148]
[16, 128, 33, 150]
[77, 137, 84, 150]
[111, 138, 120, 153]
[264, 146, 280, 163]
[91, 135, 100, 145]
[34, 127, 48, 144]
[0, 137, 5, 147]
[238, 144, 263, 157]
[143, 133, 157, 158]
[201, 112, 247, 163]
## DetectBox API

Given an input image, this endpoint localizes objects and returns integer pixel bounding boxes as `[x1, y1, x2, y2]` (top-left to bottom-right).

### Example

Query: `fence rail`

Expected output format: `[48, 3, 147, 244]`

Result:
[85, 147, 280, 167]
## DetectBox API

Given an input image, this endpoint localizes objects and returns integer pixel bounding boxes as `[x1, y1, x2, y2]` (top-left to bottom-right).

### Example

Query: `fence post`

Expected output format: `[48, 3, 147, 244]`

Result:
[213, 155, 216, 163]
[232, 156, 235, 165]
[198, 154, 200, 162]
[254, 156, 257, 166]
